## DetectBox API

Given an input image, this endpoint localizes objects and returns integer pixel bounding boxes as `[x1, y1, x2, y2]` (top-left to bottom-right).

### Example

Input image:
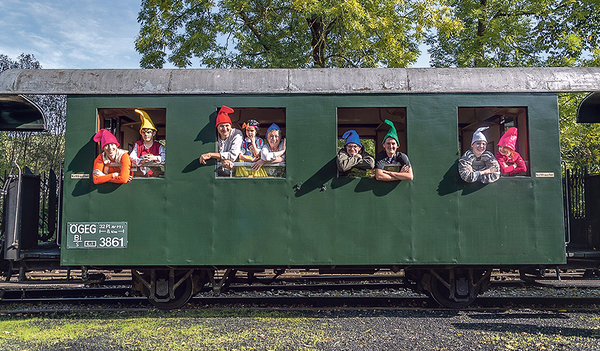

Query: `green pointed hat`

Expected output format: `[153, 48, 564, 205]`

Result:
[382, 119, 398, 144]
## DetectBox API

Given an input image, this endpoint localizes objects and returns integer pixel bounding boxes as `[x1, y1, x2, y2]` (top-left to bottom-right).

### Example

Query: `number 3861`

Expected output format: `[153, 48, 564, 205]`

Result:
[99, 237, 125, 247]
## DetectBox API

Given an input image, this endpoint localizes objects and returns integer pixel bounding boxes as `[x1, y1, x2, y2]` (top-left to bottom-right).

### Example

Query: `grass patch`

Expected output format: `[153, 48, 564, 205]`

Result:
[0, 309, 327, 350]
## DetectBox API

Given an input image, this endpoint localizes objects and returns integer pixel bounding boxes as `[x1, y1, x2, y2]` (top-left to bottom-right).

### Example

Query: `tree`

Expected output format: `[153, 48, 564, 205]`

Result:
[0, 54, 66, 176]
[426, 0, 599, 67]
[425, 0, 600, 170]
[136, 0, 462, 68]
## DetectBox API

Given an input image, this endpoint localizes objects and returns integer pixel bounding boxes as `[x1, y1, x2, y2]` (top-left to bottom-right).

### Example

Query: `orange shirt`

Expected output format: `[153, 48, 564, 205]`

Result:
[92, 152, 131, 184]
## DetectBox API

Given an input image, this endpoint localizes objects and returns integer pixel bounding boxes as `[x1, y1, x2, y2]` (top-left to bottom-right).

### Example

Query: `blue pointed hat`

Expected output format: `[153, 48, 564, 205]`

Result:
[342, 130, 362, 148]
[266, 123, 281, 135]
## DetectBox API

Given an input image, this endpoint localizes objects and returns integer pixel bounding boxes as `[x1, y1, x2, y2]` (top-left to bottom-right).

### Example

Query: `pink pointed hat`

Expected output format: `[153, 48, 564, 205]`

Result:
[498, 127, 518, 151]
[93, 129, 120, 149]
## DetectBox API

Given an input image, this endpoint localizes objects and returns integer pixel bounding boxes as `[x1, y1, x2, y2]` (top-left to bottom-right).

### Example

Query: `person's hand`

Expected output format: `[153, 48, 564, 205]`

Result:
[222, 160, 234, 169]
[251, 159, 265, 171]
[282, 138, 286, 153]
[142, 154, 157, 163]
[199, 153, 211, 164]
[400, 165, 410, 173]
[93, 169, 105, 177]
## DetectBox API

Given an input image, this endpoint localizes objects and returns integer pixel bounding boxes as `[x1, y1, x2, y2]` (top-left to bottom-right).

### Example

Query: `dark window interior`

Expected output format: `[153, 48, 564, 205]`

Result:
[337, 107, 407, 156]
[218, 107, 287, 179]
[97, 108, 166, 178]
[458, 107, 530, 176]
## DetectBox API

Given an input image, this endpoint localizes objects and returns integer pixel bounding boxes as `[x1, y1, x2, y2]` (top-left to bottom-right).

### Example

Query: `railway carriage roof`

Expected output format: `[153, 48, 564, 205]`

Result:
[0, 68, 599, 95]
[0, 94, 46, 131]
[577, 92, 600, 123]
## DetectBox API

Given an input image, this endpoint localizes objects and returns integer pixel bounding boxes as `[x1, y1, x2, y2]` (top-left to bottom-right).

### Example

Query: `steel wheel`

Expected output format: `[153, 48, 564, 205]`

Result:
[428, 269, 488, 309]
[149, 274, 194, 310]
[134, 270, 195, 310]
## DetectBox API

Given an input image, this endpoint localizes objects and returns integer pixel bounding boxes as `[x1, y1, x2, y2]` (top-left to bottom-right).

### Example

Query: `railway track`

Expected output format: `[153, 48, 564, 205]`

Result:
[1, 295, 599, 314]
[0, 273, 558, 301]
[1, 271, 599, 313]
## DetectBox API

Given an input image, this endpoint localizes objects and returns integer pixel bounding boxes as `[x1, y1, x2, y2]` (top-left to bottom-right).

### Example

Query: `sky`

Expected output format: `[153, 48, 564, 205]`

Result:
[1, 0, 143, 69]
[0, 0, 430, 69]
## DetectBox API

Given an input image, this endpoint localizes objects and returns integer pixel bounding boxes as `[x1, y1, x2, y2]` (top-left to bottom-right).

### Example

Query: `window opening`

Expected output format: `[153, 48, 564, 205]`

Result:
[458, 107, 530, 176]
[337, 108, 407, 178]
[215, 107, 286, 179]
[97, 108, 166, 179]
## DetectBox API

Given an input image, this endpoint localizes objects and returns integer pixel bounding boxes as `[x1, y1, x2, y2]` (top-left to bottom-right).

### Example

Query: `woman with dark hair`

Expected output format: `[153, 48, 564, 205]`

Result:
[235, 119, 268, 177]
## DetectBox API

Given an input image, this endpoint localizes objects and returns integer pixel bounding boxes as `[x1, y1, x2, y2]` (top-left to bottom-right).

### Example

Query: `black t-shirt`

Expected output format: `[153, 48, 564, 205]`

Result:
[375, 150, 411, 171]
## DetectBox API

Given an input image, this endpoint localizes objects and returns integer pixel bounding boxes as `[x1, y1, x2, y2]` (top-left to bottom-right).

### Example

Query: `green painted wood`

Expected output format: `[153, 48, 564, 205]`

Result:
[61, 93, 565, 267]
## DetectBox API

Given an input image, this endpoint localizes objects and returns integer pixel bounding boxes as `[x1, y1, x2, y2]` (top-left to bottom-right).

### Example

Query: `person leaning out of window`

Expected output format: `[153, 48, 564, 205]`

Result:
[336, 129, 375, 177]
[458, 126, 500, 184]
[129, 109, 165, 177]
[251, 123, 285, 176]
[199, 105, 243, 177]
[374, 120, 413, 181]
[92, 129, 132, 184]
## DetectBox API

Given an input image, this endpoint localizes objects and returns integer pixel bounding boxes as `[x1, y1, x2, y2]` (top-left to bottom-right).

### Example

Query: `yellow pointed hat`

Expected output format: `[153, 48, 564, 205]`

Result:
[135, 109, 157, 132]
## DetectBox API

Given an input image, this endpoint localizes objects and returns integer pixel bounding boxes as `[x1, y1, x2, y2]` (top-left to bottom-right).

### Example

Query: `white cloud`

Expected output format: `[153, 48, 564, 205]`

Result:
[0, 0, 142, 68]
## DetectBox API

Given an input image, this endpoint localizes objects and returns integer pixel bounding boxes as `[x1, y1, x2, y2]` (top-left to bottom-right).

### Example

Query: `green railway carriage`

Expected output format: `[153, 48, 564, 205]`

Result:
[62, 93, 564, 266]
[2, 68, 600, 309]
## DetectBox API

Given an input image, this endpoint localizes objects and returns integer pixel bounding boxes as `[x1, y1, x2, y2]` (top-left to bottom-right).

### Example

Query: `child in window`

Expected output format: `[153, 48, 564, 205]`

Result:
[235, 119, 268, 177]
[130, 109, 165, 177]
[495, 127, 527, 175]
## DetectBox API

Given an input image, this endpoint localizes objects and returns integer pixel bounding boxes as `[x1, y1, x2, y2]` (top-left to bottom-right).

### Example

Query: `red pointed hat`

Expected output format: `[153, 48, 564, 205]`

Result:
[93, 129, 120, 149]
[215, 105, 234, 127]
[498, 127, 518, 151]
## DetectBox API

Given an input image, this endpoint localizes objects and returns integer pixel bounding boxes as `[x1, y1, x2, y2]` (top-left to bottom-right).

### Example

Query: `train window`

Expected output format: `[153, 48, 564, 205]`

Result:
[216, 107, 286, 179]
[97, 108, 166, 179]
[337, 108, 407, 178]
[458, 107, 530, 176]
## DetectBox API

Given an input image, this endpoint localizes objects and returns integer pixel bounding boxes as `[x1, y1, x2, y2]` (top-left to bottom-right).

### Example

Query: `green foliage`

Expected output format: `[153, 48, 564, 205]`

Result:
[337, 138, 375, 156]
[425, 1, 600, 171]
[559, 92, 600, 172]
[136, 0, 462, 68]
[427, 0, 599, 67]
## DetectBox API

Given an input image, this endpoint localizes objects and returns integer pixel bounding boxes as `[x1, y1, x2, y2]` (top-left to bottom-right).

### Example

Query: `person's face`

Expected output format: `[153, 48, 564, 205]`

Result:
[498, 145, 511, 156]
[472, 140, 487, 157]
[346, 143, 361, 157]
[267, 130, 281, 149]
[383, 138, 398, 156]
[141, 128, 156, 142]
[217, 123, 232, 139]
[245, 127, 257, 139]
[103, 143, 118, 160]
